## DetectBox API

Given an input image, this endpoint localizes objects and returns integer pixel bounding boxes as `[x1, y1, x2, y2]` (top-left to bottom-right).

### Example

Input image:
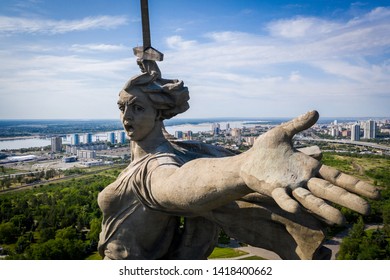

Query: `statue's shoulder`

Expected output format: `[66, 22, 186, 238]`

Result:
[170, 140, 239, 160]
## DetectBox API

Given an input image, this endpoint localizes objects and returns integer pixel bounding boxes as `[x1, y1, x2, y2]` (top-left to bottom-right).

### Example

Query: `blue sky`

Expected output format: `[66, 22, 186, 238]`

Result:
[0, 0, 389, 119]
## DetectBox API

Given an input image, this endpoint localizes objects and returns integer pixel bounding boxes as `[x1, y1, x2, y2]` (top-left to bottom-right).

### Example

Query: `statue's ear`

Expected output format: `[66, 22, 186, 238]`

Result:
[155, 109, 163, 121]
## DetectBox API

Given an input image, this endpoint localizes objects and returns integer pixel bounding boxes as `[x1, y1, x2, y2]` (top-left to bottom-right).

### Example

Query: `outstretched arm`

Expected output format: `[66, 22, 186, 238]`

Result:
[149, 152, 252, 213]
[150, 111, 380, 224]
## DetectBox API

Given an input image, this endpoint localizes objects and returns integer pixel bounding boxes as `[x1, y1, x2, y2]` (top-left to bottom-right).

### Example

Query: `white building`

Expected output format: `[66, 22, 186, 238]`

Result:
[65, 143, 107, 155]
[7, 155, 37, 162]
[83, 133, 93, 144]
[77, 150, 96, 159]
[363, 120, 376, 139]
[330, 128, 338, 137]
[231, 128, 241, 138]
[117, 131, 126, 144]
[243, 136, 256, 146]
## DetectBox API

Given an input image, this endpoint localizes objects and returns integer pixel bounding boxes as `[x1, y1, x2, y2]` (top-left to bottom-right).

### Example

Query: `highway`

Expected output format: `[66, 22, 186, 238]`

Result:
[297, 137, 390, 152]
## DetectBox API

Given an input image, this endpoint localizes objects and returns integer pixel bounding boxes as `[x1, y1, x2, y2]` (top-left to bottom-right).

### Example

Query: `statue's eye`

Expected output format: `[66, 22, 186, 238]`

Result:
[118, 103, 125, 112]
[133, 105, 144, 113]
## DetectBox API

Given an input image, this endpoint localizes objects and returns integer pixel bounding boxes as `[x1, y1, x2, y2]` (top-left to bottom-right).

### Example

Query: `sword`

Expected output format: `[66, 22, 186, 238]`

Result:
[133, 0, 164, 61]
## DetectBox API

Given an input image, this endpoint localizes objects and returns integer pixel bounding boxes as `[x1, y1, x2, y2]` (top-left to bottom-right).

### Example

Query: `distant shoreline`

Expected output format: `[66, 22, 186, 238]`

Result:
[0, 136, 43, 141]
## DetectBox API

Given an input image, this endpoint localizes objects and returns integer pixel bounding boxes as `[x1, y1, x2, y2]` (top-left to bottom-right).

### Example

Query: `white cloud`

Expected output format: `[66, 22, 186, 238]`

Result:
[289, 71, 303, 82]
[1, 7, 389, 118]
[160, 7, 390, 117]
[353, 6, 390, 23]
[163, 7, 390, 70]
[267, 17, 341, 39]
[0, 15, 128, 34]
[166, 35, 197, 50]
[70, 44, 128, 53]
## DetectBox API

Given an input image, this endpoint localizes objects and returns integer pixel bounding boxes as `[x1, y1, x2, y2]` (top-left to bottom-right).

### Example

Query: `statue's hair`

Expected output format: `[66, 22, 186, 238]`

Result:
[120, 71, 190, 120]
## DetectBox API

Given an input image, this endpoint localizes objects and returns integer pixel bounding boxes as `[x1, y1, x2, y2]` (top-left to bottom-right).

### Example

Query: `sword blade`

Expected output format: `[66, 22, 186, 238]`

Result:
[141, 0, 151, 49]
[133, 0, 163, 61]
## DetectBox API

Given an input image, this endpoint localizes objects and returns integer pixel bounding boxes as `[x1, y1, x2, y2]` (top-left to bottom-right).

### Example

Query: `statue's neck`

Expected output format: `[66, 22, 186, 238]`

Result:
[130, 121, 171, 161]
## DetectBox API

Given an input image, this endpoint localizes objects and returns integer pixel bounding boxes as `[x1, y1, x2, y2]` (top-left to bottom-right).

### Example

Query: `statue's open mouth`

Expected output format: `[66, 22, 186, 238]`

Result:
[125, 125, 134, 132]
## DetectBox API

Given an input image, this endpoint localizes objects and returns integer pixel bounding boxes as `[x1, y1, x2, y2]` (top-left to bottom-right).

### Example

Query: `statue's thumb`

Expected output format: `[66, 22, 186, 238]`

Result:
[283, 110, 319, 139]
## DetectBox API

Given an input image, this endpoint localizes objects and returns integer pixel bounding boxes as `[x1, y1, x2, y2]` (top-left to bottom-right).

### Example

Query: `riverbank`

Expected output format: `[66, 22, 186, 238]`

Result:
[0, 135, 44, 141]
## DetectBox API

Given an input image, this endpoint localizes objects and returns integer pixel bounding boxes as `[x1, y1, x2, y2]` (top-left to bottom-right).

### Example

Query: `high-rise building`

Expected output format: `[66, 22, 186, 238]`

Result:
[107, 132, 115, 144]
[363, 120, 376, 139]
[212, 123, 221, 135]
[84, 133, 93, 144]
[71, 134, 80, 145]
[175, 131, 183, 139]
[117, 131, 126, 144]
[231, 128, 241, 138]
[351, 124, 360, 141]
[51, 137, 62, 152]
[330, 128, 338, 137]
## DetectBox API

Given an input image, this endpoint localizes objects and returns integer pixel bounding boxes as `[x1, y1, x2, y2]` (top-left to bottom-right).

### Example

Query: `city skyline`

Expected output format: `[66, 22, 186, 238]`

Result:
[0, 0, 389, 119]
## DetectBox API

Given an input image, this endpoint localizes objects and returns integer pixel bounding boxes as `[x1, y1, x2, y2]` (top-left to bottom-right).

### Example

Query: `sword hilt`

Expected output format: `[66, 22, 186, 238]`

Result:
[133, 0, 163, 61]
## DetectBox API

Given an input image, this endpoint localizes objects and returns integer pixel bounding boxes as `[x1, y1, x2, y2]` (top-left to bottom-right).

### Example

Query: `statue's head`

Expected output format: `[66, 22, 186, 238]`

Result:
[118, 60, 190, 121]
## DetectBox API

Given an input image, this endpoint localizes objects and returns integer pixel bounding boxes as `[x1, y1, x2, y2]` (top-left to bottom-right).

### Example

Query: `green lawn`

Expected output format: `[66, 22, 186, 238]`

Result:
[208, 247, 249, 259]
[240, 255, 266, 260]
[0, 167, 23, 175]
[85, 251, 103, 260]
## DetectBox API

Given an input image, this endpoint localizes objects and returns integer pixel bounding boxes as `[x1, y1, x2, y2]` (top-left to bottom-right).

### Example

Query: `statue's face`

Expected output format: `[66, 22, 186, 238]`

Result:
[118, 88, 157, 141]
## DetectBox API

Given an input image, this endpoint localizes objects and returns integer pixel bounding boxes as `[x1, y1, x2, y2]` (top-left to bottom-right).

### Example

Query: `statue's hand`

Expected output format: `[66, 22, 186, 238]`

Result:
[240, 111, 380, 225]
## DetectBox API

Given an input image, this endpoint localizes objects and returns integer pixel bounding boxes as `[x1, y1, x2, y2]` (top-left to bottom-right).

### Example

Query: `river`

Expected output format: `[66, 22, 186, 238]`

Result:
[0, 120, 270, 150]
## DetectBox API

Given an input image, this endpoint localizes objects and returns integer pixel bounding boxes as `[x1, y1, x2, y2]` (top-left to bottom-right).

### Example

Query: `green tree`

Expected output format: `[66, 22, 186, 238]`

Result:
[55, 226, 78, 240]
[383, 204, 390, 236]
[0, 222, 18, 244]
[86, 218, 102, 246]
[15, 235, 31, 254]
[10, 214, 28, 232]
[349, 216, 365, 239]
[337, 217, 365, 260]
[338, 217, 390, 259]
[39, 227, 56, 243]
[27, 230, 88, 259]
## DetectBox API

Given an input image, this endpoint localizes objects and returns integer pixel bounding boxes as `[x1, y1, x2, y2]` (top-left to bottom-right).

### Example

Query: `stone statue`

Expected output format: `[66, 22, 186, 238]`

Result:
[97, 0, 379, 260]
[97, 59, 379, 260]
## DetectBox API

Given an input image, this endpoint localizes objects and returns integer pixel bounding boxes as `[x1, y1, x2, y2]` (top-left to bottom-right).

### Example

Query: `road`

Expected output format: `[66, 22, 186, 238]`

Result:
[0, 165, 121, 194]
[298, 137, 390, 152]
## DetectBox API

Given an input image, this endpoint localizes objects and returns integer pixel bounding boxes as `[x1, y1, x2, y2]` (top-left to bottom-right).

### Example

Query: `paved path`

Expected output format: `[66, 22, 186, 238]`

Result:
[231, 234, 344, 260]
[237, 246, 282, 260]
[323, 227, 351, 260]
[225, 224, 383, 260]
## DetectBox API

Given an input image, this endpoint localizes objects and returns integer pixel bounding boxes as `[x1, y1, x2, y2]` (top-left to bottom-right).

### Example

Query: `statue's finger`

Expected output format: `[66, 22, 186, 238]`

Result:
[297, 145, 322, 160]
[271, 187, 301, 213]
[281, 110, 319, 139]
[307, 178, 370, 215]
[292, 187, 345, 225]
[318, 165, 380, 200]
